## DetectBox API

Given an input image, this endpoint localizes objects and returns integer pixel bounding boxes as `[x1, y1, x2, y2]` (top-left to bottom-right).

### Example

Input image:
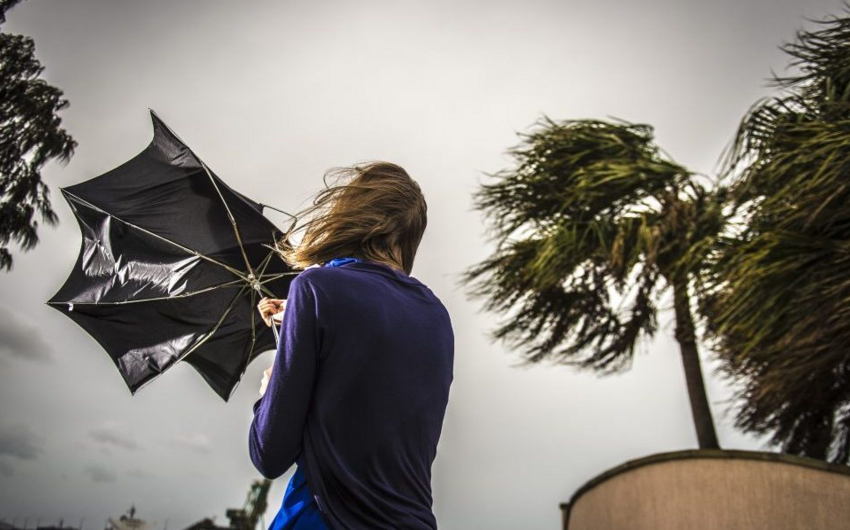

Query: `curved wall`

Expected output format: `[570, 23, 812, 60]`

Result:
[562, 450, 850, 530]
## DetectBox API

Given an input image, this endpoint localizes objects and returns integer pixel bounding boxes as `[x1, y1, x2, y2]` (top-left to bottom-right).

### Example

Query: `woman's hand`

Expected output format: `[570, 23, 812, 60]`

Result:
[257, 298, 284, 396]
[259, 362, 273, 397]
[257, 297, 286, 327]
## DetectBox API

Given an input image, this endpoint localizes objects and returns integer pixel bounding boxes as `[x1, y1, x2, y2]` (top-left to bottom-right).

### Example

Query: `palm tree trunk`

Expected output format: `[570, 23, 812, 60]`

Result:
[671, 276, 720, 449]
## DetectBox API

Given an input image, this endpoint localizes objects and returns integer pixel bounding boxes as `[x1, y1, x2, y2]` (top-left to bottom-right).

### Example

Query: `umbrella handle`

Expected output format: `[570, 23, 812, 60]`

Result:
[271, 317, 280, 347]
[269, 308, 285, 348]
[256, 286, 283, 348]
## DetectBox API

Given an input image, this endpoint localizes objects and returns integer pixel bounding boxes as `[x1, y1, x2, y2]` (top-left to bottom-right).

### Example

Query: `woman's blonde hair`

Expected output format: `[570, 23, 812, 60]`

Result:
[278, 161, 427, 275]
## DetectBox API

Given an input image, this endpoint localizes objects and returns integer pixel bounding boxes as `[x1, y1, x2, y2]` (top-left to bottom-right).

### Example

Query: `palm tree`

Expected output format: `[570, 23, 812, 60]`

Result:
[464, 116, 725, 449]
[697, 9, 850, 463]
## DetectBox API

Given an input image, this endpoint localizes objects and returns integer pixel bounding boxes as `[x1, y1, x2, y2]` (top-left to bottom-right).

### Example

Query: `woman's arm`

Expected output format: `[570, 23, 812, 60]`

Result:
[248, 274, 321, 480]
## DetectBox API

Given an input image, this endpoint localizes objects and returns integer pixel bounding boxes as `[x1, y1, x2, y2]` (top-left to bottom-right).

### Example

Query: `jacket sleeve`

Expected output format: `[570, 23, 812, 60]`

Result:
[248, 274, 321, 479]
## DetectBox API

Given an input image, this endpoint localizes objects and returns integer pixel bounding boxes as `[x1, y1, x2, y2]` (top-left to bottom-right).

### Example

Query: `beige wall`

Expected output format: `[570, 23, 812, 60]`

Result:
[564, 451, 850, 530]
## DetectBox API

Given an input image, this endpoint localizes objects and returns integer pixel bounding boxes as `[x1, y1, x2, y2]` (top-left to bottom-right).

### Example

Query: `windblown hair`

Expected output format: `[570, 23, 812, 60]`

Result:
[278, 161, 427, 275]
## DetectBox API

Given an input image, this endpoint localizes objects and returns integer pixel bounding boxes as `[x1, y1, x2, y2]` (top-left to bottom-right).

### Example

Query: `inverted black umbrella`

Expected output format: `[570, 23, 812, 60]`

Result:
[47, 110, 298, 401]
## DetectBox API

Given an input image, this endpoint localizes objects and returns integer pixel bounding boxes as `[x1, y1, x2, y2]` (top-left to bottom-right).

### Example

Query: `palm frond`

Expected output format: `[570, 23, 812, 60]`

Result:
[707, 6, 850, 464]
[463, 116, 715, 372]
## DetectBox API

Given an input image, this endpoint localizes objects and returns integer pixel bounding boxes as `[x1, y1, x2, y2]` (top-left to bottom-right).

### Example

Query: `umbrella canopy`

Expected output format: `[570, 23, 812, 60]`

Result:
[48, 110, 297, 401]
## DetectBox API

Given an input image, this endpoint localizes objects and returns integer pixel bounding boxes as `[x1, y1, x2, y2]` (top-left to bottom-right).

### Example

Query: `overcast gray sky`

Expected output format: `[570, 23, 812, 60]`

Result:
[0, 0, 842, 528]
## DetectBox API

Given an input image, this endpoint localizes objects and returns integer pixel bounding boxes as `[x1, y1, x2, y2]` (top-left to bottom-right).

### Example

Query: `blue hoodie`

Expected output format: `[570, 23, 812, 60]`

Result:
[249, 260, 454, 529]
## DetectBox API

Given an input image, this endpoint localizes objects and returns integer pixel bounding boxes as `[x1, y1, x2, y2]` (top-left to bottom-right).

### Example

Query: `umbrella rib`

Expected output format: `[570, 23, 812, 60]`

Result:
[198, 160, 256, 279]
[255, 247, 275, 280]
[247, 287, 259, 366]
[250, 248, 299, 299]
[176, 285, 249, 364]
[259, 202, 297, 220]
[254, 248, 298, 283]
[255, 279, 283, 299]
[46, 279, 245, 306]
[259, 247, 303, 279]
[259, 273, 299, 284]
[63, 190, 249, 281]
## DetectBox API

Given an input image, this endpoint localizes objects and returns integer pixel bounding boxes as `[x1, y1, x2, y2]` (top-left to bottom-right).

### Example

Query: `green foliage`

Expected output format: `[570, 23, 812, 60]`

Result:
[464, 116, 723, 373]
[0, 1, 76, 270]
[701, 8, 850, 463]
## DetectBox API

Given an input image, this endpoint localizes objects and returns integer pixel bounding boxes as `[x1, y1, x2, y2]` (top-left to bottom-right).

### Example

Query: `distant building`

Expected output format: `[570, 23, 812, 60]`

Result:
[107, 506, 150, 530]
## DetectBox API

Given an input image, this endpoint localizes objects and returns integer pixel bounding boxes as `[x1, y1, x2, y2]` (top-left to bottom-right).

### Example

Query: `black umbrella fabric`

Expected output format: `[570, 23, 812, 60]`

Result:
[48, 110, 297, 401]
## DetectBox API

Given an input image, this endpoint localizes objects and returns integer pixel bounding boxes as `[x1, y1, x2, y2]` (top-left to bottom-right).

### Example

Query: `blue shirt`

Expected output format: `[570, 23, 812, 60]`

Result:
[249, 259, 454, 529]
[268, 463, 327, 530]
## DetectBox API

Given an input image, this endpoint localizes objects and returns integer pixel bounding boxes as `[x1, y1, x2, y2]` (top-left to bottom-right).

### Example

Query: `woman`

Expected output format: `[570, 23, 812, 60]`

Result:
[249, 161, 454, 529]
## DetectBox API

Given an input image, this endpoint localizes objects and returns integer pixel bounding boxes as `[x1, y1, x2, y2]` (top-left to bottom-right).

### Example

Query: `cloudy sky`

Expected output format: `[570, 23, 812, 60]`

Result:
[0, 0, 842, 528]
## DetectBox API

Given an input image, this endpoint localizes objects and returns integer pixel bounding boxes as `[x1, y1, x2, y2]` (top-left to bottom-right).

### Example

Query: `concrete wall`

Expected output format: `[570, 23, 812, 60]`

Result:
[562, 450, 850, 530]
